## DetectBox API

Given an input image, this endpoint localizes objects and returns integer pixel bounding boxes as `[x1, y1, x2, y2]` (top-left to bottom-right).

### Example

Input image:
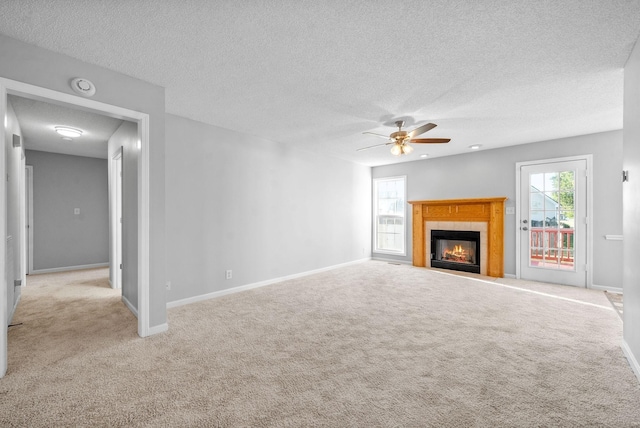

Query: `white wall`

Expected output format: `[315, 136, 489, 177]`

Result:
[108, 121, 138, 311]
[372, 131, 623, 289]
[165, 114, 372, 304]
[623, 36, 640, 380]
[25, 150, 108, 271]
[0, 34, 167, 329]
[4, 99, 23, 322]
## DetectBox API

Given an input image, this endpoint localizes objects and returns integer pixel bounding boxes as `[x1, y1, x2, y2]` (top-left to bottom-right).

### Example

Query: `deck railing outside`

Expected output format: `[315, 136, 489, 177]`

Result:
[530, 227, 574, 265]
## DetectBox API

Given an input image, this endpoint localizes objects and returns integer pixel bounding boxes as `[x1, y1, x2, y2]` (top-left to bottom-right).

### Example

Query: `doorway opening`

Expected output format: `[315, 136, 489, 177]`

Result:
[0, 77, 152, 378]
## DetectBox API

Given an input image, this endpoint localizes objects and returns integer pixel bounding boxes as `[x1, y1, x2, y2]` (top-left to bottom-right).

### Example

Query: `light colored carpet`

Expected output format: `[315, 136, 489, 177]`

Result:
[2, 262, 639, 427]
[605, 291, 624, 320]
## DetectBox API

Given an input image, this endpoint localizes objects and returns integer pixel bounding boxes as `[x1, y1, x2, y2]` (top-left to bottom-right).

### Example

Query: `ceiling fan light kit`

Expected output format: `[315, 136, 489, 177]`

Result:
[390, 142, 413, 156]
[359, 120, 451, 156]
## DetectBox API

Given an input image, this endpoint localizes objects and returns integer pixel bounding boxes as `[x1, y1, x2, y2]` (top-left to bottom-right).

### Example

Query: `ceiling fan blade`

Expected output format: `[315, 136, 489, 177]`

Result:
[408, 123, 437, 138]
[356, 142, 392, 152]
[363, 131, 391, 140]
[409, 138, 451, 144]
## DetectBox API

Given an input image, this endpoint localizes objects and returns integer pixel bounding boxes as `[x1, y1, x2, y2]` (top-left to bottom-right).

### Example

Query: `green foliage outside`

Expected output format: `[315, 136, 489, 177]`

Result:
[550, 171, 575, 221]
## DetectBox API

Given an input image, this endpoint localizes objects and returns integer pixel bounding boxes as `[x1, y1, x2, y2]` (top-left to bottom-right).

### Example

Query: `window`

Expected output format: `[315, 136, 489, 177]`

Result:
[374, 176, 406, 255]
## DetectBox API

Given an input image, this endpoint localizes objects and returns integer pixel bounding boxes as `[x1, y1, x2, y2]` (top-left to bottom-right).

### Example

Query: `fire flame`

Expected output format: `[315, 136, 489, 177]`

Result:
[443, 244, 471, 263]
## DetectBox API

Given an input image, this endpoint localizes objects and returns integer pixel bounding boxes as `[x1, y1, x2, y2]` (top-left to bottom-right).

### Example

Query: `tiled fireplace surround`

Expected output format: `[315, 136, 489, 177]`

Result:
[409, 198, 507, 278]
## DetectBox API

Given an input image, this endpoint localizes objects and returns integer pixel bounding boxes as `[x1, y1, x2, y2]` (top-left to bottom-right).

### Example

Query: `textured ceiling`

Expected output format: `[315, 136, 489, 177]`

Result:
[8, 95, 124, 159]
[1, 0, 639, 166]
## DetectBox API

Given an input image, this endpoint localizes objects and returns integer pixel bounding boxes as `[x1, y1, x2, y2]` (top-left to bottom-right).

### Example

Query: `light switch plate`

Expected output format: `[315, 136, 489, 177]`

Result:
[506, 207, 515, 215]
[74, 208, 80, 215]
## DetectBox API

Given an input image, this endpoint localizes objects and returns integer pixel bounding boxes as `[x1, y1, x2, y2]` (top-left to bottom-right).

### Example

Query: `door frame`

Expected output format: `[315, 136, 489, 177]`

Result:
[515, 154, 593, 287]
[0, 77, 152, 378]
[110, 147, 123, 289]
[25, 165, 33, 276]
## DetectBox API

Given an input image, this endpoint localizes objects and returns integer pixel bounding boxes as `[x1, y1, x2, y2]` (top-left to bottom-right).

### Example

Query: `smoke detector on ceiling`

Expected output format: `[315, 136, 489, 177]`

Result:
[70, 77, 96, 97]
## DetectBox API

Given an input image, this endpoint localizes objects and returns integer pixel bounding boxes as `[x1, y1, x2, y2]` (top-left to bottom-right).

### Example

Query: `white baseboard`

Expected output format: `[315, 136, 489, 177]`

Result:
[503, 273, 517, 279]
[591, 283, 623, 294]
[31, 262, 109, 275]
[148, 323, 168, 336]
[8, 293, 21, 324]
[122, 295, 138, 318]
[622, 340, 640, 384]
[167, 258, 371, 309]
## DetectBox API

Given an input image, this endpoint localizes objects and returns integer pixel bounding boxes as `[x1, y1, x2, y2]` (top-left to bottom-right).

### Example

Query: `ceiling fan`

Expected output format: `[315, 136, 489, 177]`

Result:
[358, 120, 450, 156]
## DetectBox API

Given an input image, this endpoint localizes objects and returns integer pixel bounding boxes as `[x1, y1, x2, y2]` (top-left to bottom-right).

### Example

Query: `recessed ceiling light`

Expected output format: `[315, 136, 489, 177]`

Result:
[55, 126, 83, 138]
[469, 144, 482, 150]
[420, 154, 428, 158]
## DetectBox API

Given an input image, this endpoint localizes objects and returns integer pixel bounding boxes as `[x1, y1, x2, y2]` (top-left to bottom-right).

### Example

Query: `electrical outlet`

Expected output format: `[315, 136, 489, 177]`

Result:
[166, 281, 171, 290]
[225, 270, 232, 280]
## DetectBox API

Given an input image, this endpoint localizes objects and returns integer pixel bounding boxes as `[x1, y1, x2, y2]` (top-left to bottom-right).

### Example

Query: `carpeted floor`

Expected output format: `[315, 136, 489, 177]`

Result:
[605, 291, 624, 320]
[2, 262, 639, 427]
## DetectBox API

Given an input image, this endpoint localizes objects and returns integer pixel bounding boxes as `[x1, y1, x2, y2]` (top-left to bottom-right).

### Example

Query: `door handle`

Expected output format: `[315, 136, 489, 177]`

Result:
[522, 227, 529, 231]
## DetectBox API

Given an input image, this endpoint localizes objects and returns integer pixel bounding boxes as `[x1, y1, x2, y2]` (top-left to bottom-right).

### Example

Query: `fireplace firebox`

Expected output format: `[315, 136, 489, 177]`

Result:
[431, 230, 481, 274]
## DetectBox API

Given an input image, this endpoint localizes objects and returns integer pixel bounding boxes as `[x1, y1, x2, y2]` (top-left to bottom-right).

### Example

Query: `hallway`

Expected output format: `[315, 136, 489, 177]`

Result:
[8, 268, 137, 374]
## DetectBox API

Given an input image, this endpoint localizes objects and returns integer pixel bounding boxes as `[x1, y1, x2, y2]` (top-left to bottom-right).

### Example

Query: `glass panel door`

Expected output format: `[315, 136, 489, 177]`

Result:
[528, 170, 575, 270]
[519, 159, 587, 287]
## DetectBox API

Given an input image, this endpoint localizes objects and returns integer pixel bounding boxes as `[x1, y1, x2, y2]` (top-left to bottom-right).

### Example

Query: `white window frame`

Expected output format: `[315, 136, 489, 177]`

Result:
[373, 176, 407, 256]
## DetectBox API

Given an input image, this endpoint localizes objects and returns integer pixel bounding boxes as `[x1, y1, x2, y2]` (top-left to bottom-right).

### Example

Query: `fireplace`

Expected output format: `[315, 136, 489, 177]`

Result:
[409, 198, 506, 277]
[431, 230, 481, 274]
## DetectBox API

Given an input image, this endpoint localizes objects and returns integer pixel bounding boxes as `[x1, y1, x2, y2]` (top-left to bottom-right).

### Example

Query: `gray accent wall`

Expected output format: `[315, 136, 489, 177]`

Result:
[372, 130, 623, 289]
[165, 114, 372, 303]
[25, 150, 108, 270]
[107, 122, 138, 311]
[623, 37, 640, 379]
[0, 34, 167, 329]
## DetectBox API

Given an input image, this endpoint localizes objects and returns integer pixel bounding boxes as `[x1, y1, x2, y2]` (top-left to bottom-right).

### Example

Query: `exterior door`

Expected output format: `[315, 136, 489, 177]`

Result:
[519, 159, 587, 287]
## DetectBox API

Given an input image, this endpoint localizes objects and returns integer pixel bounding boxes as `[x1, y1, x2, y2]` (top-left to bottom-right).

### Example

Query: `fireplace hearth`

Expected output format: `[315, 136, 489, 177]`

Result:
[431, 230, 481, 274]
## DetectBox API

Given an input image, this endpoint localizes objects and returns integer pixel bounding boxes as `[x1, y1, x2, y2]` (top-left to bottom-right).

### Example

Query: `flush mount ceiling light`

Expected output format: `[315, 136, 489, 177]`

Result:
[469, 144, 482, 150]
[55, 126, 83, 138]
[420, 154, 429, 158]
